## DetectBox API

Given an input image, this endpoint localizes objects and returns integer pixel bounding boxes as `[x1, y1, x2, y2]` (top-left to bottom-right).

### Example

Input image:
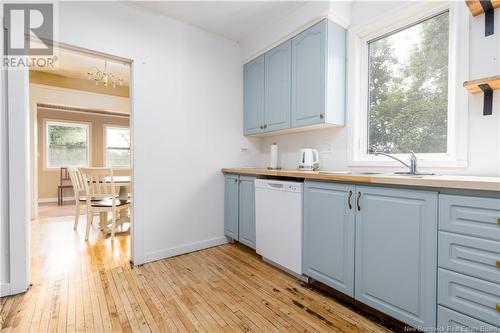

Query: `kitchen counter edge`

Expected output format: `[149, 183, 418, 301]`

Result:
[221, 168, 500, 192]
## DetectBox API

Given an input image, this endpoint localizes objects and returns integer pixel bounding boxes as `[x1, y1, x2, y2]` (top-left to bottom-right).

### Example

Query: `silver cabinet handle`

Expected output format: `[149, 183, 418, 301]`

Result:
[356, 192, 362, 211]
[348, 190, 353, 210]
[319, 113, 325, 119]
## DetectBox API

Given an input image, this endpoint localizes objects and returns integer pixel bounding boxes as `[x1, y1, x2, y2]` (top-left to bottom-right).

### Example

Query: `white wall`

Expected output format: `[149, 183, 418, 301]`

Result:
[52, 2, 259, 264]
[243, 1, 500, 176]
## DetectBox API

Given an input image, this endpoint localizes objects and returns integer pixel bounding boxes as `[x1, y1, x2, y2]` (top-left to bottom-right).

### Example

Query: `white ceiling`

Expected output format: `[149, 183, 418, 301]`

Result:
[33, 47, 131, 86]
[133, 1, 309, 42]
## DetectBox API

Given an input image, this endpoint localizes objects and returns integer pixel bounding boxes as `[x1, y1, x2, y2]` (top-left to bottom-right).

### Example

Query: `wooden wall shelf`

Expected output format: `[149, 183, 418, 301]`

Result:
[463, 75, 500, 93]
[463, 75, 500, 115]
[465, 0, 500, 36]
[466, 0, 500, 16]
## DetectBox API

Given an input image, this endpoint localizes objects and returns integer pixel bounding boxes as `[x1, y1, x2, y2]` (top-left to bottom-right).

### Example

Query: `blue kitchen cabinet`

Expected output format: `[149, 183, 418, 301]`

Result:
[437, 194, 500, 329]
[354, 186, 438, 329]
[243, 19, 345, 136]
[243, 55, 265, 135]
[264, 40, 291, 132]
[224, 174, 239, 240]
[238, 176, 256, 249]
[291, 19, 345, 128]
[303, 181, 355, 296]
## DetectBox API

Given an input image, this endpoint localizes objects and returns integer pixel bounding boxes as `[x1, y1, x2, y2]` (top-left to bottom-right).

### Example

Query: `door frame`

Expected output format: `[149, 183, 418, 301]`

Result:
[6, 62, 30, 295]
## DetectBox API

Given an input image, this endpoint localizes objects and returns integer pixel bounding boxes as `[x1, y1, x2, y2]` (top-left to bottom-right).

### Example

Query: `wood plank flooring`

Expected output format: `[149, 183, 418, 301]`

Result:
[1, 209, 395, 332]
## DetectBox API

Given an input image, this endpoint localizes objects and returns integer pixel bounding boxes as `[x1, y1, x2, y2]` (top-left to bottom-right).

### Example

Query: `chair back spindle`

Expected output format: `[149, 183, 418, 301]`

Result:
[79, 168, 117, 203]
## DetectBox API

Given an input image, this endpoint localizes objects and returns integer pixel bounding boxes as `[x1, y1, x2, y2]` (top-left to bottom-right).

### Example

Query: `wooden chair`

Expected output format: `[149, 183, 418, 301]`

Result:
[57, 167, 73, 205]
[67, 167, 86, 230]
[79, 168, 130, 241]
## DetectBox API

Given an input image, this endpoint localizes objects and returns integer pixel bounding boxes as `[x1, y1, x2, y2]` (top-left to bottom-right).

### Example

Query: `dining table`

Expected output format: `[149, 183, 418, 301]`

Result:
[105, 175, 131, 199]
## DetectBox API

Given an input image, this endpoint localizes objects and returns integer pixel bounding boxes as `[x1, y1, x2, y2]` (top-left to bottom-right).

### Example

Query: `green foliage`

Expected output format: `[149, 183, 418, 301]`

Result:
[368, 12, 449, 154]
[49, 125, 87, 147]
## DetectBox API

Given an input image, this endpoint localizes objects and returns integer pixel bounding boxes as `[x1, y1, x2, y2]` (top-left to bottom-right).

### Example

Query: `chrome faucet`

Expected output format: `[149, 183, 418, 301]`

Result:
[374, 151, 418, 174]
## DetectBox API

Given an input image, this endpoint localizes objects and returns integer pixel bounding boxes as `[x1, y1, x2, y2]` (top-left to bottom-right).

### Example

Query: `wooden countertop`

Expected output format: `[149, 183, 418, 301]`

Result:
[221, 168, 500, 192]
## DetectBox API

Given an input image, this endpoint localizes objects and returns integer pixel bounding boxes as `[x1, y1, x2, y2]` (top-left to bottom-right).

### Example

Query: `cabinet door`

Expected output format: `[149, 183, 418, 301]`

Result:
[238, 176, 256, 249]
[291, 19, 326, 128]
[224, 175, 239, 240]
[243, 55, 265, 135]
[264, 40, 291, 132]
[303, 182, 355, 296]
[354, 186, 438, 329]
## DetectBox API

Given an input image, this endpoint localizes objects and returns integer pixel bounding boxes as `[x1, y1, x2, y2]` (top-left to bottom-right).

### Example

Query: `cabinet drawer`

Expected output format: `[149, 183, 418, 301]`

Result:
[439, 232, 500, 284]
[438, 269, 500, 326]
[439, 195, 500, 241]
[438, 306, 498, 332]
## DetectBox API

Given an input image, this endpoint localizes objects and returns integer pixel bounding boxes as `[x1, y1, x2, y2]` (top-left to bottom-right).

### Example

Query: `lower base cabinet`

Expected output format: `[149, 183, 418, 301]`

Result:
[303, 182, 438, 329]
[224, 174, 256, 249]
[355, 186, 438, 329]
[303, 182, 355, 296]
[437, 306, 498, 332]
[438, 194, 500, 330]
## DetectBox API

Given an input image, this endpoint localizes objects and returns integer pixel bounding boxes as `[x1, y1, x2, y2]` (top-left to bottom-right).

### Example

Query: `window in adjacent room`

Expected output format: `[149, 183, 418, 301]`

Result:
[367, 11, 449, 154]
[46, 120, 90, 168]
[105, 126, 130, 168]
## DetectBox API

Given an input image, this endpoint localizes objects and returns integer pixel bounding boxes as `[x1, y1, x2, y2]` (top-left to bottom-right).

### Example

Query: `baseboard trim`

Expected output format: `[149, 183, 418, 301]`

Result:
[0, 283, 11, 297]
[144, 237, 229, 263]
[38, 196, 75, 203]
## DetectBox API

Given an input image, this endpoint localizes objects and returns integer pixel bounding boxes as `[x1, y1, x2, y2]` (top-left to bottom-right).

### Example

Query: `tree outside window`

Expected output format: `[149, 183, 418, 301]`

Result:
[46, 121, 89, 168]
[368, 11, 449, 154]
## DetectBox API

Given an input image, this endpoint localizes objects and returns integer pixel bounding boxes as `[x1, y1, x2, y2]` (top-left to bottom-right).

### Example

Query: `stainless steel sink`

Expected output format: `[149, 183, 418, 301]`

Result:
[390, 171, 437, 176]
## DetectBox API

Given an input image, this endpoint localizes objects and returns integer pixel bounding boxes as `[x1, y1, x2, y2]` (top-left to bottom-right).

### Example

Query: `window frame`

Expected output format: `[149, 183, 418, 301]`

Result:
[44, 119, 91, 170]
[103, 124, 130, 169]
[347, 2, 469, 168]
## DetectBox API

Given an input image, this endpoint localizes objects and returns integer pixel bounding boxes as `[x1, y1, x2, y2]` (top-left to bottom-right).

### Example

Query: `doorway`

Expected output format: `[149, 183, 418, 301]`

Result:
[27, 44, 134, 288]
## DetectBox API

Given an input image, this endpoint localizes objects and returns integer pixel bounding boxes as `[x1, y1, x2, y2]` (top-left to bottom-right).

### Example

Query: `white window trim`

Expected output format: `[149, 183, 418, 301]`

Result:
[347, 2, 469, 169]
[44, 119, 91, 170]
[103, 124, 130, 169]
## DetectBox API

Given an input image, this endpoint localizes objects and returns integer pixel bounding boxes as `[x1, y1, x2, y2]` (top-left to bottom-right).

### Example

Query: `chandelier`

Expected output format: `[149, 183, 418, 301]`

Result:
[87, 60, 123, 88]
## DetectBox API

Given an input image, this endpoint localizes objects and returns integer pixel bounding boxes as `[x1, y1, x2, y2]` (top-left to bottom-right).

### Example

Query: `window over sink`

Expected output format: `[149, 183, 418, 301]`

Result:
[348, 2, 468, 168]
[368, 12, 449, 154]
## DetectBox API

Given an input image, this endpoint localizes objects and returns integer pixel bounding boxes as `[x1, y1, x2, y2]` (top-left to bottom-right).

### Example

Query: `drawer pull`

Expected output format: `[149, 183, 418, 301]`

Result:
[497, 304, 500, 312]
[497, 217, 500, 224]
[497, 260, 500, 268]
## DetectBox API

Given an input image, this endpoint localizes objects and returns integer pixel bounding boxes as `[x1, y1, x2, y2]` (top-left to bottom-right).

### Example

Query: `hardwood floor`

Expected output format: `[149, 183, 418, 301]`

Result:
[1, 211, 395, 332]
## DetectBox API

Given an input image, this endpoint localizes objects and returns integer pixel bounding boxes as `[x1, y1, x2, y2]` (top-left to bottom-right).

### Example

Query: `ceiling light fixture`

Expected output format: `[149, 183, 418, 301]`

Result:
[87, 60, 123, 88]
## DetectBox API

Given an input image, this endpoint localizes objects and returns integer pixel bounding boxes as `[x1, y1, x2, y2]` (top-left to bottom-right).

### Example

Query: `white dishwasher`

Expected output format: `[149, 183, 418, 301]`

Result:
[255, 179, 303, 276]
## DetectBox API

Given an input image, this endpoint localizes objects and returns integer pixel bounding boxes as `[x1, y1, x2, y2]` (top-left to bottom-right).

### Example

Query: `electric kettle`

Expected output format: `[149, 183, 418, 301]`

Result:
[298, 149, 320, 171]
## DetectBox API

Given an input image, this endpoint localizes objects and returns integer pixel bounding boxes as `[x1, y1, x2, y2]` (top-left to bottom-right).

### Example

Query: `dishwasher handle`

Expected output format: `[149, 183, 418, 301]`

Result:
[267, 183, 284, 189]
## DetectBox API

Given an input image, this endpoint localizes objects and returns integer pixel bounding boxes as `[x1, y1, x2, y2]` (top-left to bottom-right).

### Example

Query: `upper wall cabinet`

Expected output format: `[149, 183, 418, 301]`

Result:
[292, 19, 346, 128]
[243, 55, 265, 135]
[243, 19, 346, 136]
[264, 40, 291, 132]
